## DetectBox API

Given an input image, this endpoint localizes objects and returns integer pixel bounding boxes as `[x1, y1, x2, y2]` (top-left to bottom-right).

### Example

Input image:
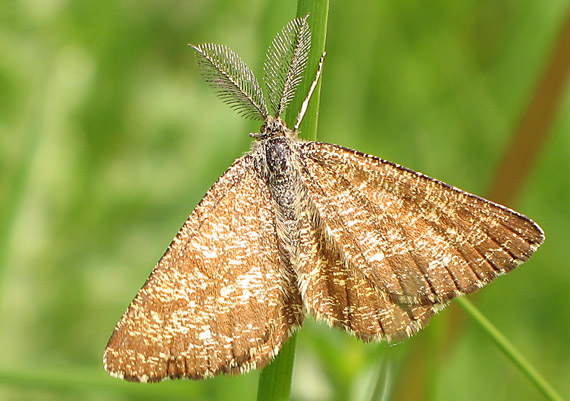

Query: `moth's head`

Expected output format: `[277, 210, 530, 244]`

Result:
[250, 116, 294, 141]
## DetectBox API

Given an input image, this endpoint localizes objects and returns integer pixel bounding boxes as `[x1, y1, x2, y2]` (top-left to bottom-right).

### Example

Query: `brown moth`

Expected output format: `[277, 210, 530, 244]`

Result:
[103, 15, 544, 382]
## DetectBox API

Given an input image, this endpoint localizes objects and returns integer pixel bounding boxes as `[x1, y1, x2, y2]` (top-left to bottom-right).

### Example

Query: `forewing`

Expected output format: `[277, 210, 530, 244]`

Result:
[104, 156, 303, 382]
[299, 142, 544, 306]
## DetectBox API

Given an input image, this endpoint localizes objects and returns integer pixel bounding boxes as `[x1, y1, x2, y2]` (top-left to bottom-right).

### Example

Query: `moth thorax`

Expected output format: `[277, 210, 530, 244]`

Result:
[262, 137, 300, 218]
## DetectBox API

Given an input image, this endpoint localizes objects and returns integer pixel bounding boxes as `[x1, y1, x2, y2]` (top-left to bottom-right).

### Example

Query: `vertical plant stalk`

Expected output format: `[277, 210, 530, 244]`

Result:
[256, 333, 298, 401]
[256, 1, 329, 400]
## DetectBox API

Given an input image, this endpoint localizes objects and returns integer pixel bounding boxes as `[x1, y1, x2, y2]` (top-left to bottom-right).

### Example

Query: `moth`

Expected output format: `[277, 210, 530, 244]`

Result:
[104, 15, 544, 382]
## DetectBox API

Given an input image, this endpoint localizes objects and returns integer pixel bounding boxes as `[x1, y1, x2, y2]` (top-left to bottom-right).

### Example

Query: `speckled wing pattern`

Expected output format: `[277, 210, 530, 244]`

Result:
[103, 156, 303, 382]
[296, 142, 543, 341]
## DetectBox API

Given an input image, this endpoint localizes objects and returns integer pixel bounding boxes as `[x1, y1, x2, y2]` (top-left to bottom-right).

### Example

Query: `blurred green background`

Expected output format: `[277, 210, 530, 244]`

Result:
[1, 0, 569, 400]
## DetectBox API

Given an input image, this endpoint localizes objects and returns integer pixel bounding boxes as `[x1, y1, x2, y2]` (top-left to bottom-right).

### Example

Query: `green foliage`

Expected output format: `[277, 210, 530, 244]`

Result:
[1, 0, 568, 400]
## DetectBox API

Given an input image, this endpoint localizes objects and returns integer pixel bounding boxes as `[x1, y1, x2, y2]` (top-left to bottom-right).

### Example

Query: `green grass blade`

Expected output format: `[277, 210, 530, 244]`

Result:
[456, 298, 563, 401]
[256, 333, 298, 401]
[256, 1, 329, 400]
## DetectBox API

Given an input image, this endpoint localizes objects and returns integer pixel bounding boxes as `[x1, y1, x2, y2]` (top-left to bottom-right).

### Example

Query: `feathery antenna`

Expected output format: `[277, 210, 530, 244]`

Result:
[191, 43, 268, 120]
[264, 15, 311, 118]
